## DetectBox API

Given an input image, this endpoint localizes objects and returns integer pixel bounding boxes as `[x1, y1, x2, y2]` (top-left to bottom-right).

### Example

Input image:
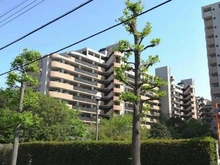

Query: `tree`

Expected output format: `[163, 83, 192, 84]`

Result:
[114, 1, 166, 164]
[181, 118, 211, 139]
[91, 114, 133, 141]
[21, 93, 88, 141]
[149, 122, 171, 139]
[6, 49, 41, 165]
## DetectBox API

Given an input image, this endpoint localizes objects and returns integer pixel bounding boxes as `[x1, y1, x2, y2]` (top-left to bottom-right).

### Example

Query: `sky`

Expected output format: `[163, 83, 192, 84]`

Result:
[0, 0, 218, 100]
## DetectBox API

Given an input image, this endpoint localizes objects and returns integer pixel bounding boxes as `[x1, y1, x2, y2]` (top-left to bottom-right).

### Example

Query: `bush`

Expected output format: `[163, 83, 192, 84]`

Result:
[16, 137, 217, 165]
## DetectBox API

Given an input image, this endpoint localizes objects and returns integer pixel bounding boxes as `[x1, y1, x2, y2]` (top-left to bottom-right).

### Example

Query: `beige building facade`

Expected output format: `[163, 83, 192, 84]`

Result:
[202, 2, 220, 106]
[39, 45, 160, 127]
[156, 66, 197, 121]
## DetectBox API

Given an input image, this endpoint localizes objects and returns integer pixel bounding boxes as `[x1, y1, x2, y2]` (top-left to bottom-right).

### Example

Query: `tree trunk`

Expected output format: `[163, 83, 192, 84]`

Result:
[11, 124, 20, 165]
[11, 82, 25, 165]
[131, 49, 141, 165]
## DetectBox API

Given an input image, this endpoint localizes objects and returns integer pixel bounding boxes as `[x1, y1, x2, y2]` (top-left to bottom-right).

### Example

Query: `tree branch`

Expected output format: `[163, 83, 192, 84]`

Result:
[139, 37, 144, 45]
[140, 85, 157, 94]
[122, 79, 135, 90]
[142, 44, 155, 52]
[124, 61, 135, 65]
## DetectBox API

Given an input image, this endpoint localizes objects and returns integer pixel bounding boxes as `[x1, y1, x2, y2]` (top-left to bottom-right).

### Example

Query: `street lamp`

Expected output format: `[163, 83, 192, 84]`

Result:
[95, 91, 102, 141]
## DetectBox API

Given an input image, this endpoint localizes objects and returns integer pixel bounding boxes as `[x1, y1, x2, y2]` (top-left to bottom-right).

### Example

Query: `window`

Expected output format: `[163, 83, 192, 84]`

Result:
[213, 17, 216, 19]
[215, 26, 217, 28]
[216, 35, 218, 38]
[217, 45, 219, 47]
[213, 8, 215, 10]
[219, 4, 220, 8]
[218, 54, 220, 57]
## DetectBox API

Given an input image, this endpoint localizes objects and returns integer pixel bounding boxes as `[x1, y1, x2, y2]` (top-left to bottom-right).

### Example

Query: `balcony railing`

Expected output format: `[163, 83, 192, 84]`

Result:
[75, 59, 98, 69]
[74, 77, 97, 85]
[75, 68, 97, 77]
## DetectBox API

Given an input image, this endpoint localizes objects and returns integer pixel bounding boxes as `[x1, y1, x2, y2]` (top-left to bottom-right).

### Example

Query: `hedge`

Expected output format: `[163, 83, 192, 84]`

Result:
[1, 137, 218, 165]
[0, 144, 12, 165]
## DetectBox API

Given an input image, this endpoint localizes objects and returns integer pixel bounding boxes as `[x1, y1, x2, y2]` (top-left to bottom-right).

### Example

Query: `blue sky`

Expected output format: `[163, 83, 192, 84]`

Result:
[0, 0, 218, 99]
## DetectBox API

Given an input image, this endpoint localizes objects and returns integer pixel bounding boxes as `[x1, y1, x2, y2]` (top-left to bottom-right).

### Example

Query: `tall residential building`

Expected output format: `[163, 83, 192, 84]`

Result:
[202, 2, 220, 106]
[196, 96, 213, 125]
[156, 66, 197, 121]
[39, 44, 160, 128]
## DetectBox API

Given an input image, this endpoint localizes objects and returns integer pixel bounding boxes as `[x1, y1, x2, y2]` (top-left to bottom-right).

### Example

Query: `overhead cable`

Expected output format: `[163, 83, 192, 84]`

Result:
[0, 0, 28, 19]
[0, 0, 172, 77]
[0, 0, 94, 50]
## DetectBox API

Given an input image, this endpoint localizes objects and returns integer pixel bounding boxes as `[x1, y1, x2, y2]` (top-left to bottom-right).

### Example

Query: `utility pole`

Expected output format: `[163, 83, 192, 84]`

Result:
[11, 82, 25, 165]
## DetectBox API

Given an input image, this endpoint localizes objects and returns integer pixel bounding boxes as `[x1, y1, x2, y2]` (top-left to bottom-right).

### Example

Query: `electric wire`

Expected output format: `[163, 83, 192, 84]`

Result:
[0, 0, 172, 77]
[0, 0, 28, 19]
[0, 0, 43, 25]
[0, 0, 94, 50]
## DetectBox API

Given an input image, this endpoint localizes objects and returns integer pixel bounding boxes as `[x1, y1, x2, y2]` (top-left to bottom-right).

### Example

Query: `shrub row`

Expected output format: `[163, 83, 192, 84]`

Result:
[1, 137, 218, 165]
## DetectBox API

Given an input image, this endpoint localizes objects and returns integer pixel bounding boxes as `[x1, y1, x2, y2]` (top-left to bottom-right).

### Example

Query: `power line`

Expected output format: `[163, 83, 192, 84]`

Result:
[0, 1, 44, 29]
[0, 0, 42, 25]
[0, 0, 94, 50]
[0, 0, 172, 77]
[0, 0, 28, 19]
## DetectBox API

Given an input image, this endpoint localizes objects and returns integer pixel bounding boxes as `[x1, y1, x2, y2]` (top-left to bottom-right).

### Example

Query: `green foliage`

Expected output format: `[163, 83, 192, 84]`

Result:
[21, 93, 88, 142]
[15, 137, 217, 165]
[151, 116, 212, 139]
[149, 122, 172, 139]
[0, 108, 41, 143]
[88, 115, 133, 141]
[114, 0, 167, 112]
[6, 48, 41, 87]
[0, 88, 87, 143]
[181, 118, 211, 138]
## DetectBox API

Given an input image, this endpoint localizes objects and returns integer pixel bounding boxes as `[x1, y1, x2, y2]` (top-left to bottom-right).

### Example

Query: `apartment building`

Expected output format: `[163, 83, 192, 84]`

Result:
[196, 96, 213, 125]
[39, 44, 160, 128]
[202, 2, 220, 106]
[155, 66, 197, 121]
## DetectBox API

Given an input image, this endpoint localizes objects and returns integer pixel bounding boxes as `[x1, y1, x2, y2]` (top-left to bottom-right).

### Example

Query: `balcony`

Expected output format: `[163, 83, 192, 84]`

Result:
[73, 96, 96, 104]
[210, 77, 218, 84]
[114, 51, 123, 57]
[74, 86, 96, 95]
[74, 77, 97, 85]
[114, 63, 120, 68]
[80, 117, 96, 124]
[100, 100, 114, 107]
[113, 105, 122, 111]
[49, 81, 73, 91]
[206, 37, 215, 46]
[209, 66, 217, 74]
[211, 87, 220, 95]
[102, 91, 114, 99]
[206, 28, 214, 37]
[75, 59, 98, 69]
[114, 87, 121, 93]
[203, 11, 212, 18]
[49, 71, 74, 81]
[150, 105, 160, 111]
[208, 56, 217, 64]
[207, 47, 216, 55]
[75, 68, 97, 77]
[49, 91, 72, 101]
[205, 19, 213, 28]
[114, 79, 121, 84]
[50, 61, 74, 72]
[51, 54, 75, 64]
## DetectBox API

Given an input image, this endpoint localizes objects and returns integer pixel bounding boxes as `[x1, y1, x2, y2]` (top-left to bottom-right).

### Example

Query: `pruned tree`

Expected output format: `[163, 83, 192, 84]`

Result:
[6, 49, 41, 165]
[114, 1, 167, 164]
